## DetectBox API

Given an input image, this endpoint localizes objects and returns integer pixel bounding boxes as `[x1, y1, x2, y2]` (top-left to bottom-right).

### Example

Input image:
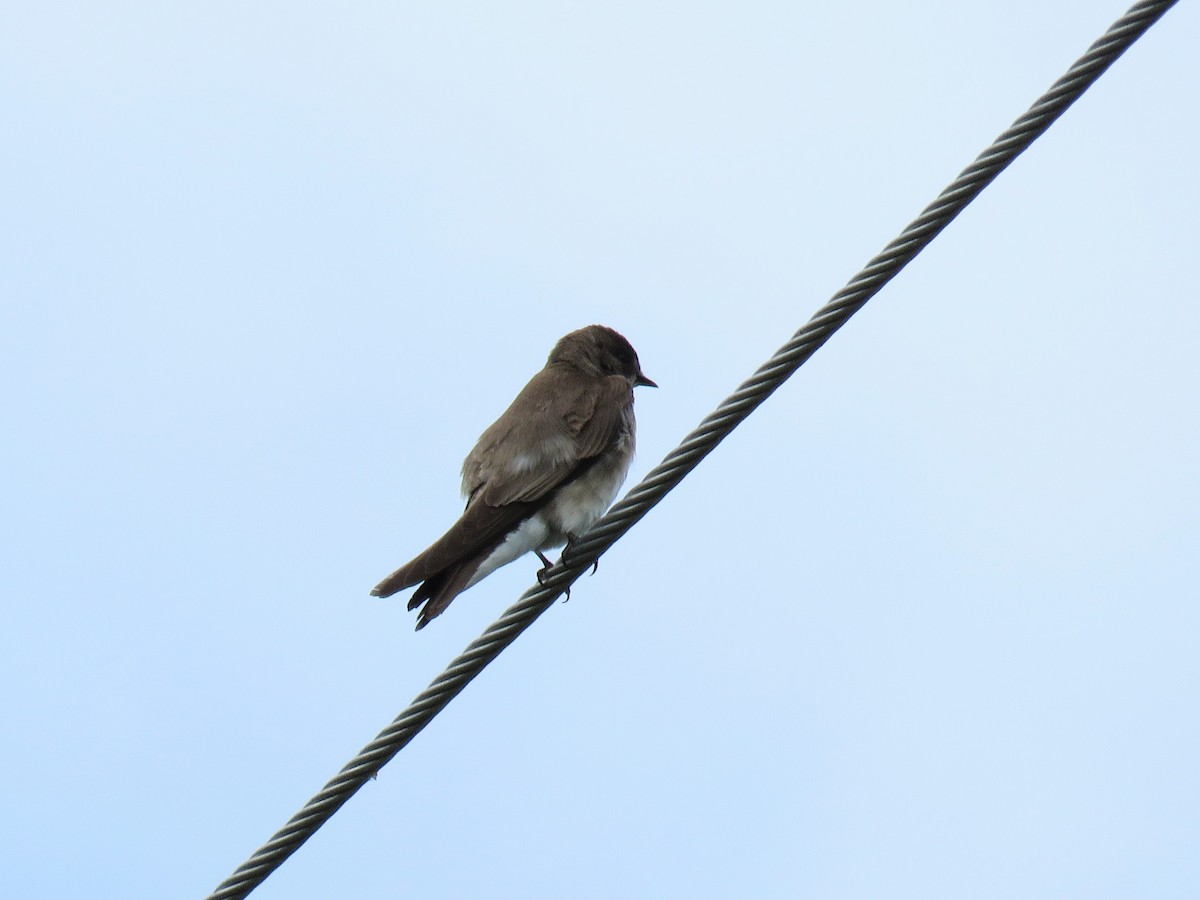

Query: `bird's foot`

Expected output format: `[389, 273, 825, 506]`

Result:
[535, 550, 572, 602]
[564, 532, 600, 576]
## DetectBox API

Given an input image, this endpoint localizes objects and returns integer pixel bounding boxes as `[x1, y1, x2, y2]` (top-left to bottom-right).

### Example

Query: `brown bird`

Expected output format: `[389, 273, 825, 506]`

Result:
[372, 325, 656, 629]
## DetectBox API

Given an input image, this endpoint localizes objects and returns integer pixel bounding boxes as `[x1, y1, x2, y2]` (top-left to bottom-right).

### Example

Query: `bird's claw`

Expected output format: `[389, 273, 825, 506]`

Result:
[536, 550, 553, 585]
[564, 532, 600, 576]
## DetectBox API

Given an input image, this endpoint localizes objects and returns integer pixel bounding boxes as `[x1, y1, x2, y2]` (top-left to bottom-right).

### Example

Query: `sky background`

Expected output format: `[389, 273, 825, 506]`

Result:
[3, 1, 1198, 898]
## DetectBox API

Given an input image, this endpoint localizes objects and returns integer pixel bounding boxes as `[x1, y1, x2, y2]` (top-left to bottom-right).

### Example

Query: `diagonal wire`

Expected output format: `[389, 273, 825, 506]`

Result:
[204, 2, 1179, 897]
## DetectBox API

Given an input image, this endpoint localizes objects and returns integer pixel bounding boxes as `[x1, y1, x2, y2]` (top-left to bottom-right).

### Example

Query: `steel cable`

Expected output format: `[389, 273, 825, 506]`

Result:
[204, 2, 1179, 896]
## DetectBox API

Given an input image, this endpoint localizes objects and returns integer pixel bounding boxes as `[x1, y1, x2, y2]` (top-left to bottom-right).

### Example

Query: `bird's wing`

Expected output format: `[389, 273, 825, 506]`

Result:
[463, 368, 633, 507]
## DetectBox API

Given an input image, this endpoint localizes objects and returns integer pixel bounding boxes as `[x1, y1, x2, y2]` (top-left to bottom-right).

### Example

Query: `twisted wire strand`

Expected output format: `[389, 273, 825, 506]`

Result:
[205, 2, 1178, 897]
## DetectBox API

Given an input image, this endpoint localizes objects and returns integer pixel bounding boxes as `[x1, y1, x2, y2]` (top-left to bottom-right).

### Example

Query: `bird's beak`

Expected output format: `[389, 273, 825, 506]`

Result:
[635, 373, 658, 388]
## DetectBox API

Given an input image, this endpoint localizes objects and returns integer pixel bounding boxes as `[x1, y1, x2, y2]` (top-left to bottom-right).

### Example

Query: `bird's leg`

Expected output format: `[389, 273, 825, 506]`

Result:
[565, 532, 600, 576]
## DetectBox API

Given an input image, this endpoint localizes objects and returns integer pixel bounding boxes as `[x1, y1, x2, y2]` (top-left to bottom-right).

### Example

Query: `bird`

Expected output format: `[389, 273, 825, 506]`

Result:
[371, 324, 656, 629]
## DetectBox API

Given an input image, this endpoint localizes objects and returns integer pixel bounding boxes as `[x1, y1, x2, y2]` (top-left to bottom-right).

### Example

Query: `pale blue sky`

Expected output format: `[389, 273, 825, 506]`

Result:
[3, 2, 1198, 898]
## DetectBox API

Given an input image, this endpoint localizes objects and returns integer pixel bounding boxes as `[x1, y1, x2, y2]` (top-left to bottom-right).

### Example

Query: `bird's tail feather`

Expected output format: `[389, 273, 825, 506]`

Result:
[370, 561, 422, 599]
[410, 554, 487, 630]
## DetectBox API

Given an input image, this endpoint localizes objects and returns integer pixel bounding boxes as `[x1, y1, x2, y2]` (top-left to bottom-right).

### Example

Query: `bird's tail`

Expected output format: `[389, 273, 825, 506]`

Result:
[371, 550, 489, 630]
[405, 557, 486, 630]
[371, 498, 535, 627]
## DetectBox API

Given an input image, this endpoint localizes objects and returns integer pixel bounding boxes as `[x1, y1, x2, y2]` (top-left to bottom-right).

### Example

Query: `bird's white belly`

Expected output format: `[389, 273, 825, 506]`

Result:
[543, 434, 633, 544]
